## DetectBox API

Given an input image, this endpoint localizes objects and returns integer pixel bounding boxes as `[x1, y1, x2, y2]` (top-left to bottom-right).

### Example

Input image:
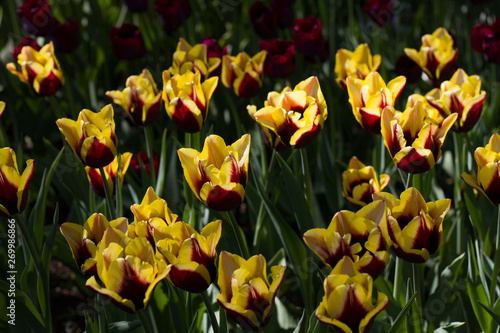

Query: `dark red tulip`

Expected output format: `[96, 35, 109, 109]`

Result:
[125, 0, 148, 12]
[17, 0, 55, 36]
[249, 1, 276, 39]
[131, 152, 160, 179]
[394, 54, 422, 84]
[363, 0, 393, 26]
[51, 19, 81, 54]
[293, 16, 329, 63]
[154, 0, 192, 32]
[110, 23, 146, 60]
[11, 36, 40, 60]
[271, 0, 295, 28]
[259, 39, 295, 78]
[471, 17, 500, 65]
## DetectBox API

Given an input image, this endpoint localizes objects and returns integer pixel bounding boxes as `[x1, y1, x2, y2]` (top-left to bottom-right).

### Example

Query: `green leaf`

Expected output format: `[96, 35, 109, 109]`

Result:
[155, 129, 168, 198]
[466, 240, 491, 332]
[0, 281, 45, 331]
[109, 320, 141, 332]
[85, 311, 100, 333]
[293, 310, 306, 333]
[388, 291, 417, 333]
[477, 301, 500, 325]
[187, 311, 199, 333]
[433, 322, 465, 332]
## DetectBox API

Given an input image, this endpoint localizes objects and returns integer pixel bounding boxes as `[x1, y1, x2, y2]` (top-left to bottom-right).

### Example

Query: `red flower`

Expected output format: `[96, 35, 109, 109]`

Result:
[249, 1, 276, 39]
[131, 152, 160, 179]
[51, 19, 81, 54]
[154, 0, 192, 32]
[363, 0, 393, 26]
[259, 39, 295, 78]
[394, 55, 422, 84]
[471, 17, 500, 65]
[110, 23, 146, 60]
[293, 16, 329, 63]
[11, 36, 40, 60]
[125, 0, 148, 12]
[17, 0, 55, 36]
[271, 0, 295, 29]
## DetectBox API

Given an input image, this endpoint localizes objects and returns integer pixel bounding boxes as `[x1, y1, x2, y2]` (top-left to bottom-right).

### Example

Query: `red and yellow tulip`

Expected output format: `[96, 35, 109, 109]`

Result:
[6, 41, 64, 96]
[162, 69, 218, 133]
[56, 105, 117, 168]
[60, 213, 128, 276]
[221, 51, 266, 98]
[342, 156, 390, 207]
[381, 102, 457, 174]
[86, 228, 169, 313]
[425, 68, 486, 133]
[216, 251, 285, 331]
[346, 71, 406, 134]
[106, 69, 162, 127]
[247, 76, 327, 149]
[373, 187, 451, 263]
[169, 38, 221, 79]
[85, 153, 133, 198]
[303, 200, 390, 279]
[462, 133, 500, 206]
[0, 102, 5, 119]
[0, 147, 34, 217]
[334, 44, 382, 90]
[178, 134, 250, 211]
[156, 220, 222, 293]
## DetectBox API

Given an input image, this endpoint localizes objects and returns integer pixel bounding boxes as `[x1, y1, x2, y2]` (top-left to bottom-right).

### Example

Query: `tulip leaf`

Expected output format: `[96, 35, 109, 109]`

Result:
[477, 301, 500, 325]
[387, 290, 417, 333]
[433, 322, 466, 332]
[0, 281, 45, 331]
[155, 129, 168, 198]
[84, 311, 100, 333]
[292, 310, 306, 333]
[108, 320, 141, 332]
[219, 303, 229, 333]
[187, 311, 199, 333]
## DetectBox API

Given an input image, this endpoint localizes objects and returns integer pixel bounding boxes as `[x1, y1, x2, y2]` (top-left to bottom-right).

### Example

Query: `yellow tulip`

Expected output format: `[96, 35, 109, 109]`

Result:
[85, 153, 133, 198]
[334, 43, 382, 90]
[221, 51, 266, 98]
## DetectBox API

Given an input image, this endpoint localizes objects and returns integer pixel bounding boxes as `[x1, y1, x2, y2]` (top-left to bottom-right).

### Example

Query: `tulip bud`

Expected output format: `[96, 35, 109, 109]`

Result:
[154, 0, 192, 32]
[85, 153, 133, 198]
[17, 0, 55, 36]
[470, 17, 500, 65]
[169, 38, 222, 79]
[249, 2, 276, 39]
[221, 51, 266, 98]
[293, 16, 329, 63]
[334, 44, 382, 90]
[110, 23, 146, 60]
[259, 39, 295, 78]
[51, 19, 81, 54]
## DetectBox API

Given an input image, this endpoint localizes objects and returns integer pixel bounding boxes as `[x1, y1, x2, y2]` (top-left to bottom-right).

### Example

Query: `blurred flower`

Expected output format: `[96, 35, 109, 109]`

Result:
[303, 200, 390, 279]
[363, 0, 393, 26]
[381, 102, 457, 174]
[11, 36, 39, 60]
[6, 41, 64, 96]
[201, 38, 228, 59]
[404, 27, 457, 85]
[342, 156, 390, 207]
[334, 43, 382, 90]
[271, 0, 295, 28]
[156, 220, 222, 293]
[259, 39, 295, 78]
[56, 105, 117, 169]
[426, 68, 487, 133]
[17, 0, 55, 36]
[0, 102, 4, 119]
[346, 71, 406, 134]
[470, 17, 500, 65]
[249, 1, 276, 39]
[247, 76, 327, 149]
[126, 0, 148, 12]
[394, 54, 422, 84]
[293, 16, 329, 63]
[217, 251, 285, 331]
[60, 213, 128, 276]
[85, 153, 133, 198]
[154, 0, 192, 32]
[373, 187, 451, 263]
[162, 69, 218, 133]
[50, 19, 81, 54]
[316, 259, 389, 333]
[0, 148, 34, 217]
[221, 51, 266, 98]
[106, 69, 162, 127]
[86, 228, 169, 313]
[131, 151, 160, 179]
[178, 134, 250, 211]
[110, 23, 146, 60]
[462, 133, 500, 206]
[169, 38, 221, 79]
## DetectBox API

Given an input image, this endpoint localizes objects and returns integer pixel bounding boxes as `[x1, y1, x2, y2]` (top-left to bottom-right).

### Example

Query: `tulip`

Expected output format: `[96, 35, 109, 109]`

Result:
[425, 68, 487, 133]
[373, 187, 451, 263]
[342, 156, 390, 207]
[85, 153, 133, 198]
[131, 151, 160, 179]
[169, 38, 221, 79]
[303, 200, 390, 279]
[406, 94, 444, 124]
[51, 19, 81, 54]
[17, 0, 55, 36]
[60, 213, 128, 276]
[154, 0, 192, 32]
[259, 39, 295, 78]
[363, 0, 393, 26]
[56, 105, 117, 169]
[201, 38, 228, 59]
[6, 41, 64, 96]
[462, 133, 500, 206]
[316, 262, 389, 333]
[247, 76, 327, 150]
[334, 43, 382, 90]
[0, 148, 34, 217]
[86, 228, 169, 313]
[0, 102, 4, 119]
[11, 36, 40, 60]
[162, 70, 218, 133]
[381, 102, 457, 174]
[156, 220, 222, 293]
[178, 134, 250, 211]
[110, 23, 146, 60]
[217, 251, 285, 331]
[106, 69, 162, 127]
[249, 2, 276, 39]
[394, 54, 423, 84]
[404, 27, 457, 84]
[470, 17, 500, 65]
[222, 51, 267, 98]
[346, 71, 406, 134]
[270, 0, 295, 29]
[293, 16, 329, 63]
[125, 0, 148, 12]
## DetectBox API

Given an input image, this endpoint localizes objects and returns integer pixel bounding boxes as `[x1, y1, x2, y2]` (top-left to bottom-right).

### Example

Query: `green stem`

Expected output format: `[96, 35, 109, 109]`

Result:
[299, 148, 312, 210]
[226, 210, 250, 258]
[379, 135, 386, 175]
[201, 291, 220, 333]
[143, 127, 156, 187]
[223, 88, 243, 138]
[99, 167, 116, 219]
[96, 293, 107, 333]
[137, 309, 154, 333]
[489, 206, 500, 304]
[16, 215, 52, 332]
[412, 263, 423, 331]
[453, 133, 464, 254]
[393, 257, 403, 305]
